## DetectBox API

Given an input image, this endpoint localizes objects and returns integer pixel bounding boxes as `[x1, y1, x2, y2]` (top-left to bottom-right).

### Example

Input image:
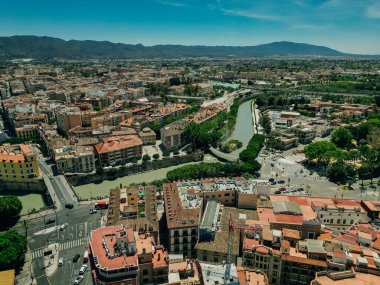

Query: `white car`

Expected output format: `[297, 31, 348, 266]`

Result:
[79, 264, 88, 275]
[90, 209, 97, 214]
[60, 223, 69, 231]
[58, 258, 63, 266]
[74, 276, 84, 284]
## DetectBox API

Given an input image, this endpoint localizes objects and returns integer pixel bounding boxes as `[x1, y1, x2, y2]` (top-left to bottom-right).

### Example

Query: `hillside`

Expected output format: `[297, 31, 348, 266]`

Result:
[0, 35, 345, 59]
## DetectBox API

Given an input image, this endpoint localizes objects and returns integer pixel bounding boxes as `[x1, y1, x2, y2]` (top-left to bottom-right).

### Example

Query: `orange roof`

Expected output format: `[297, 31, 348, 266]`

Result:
[95, 135, 142, 154]
[89, 226, 138, 270]
[0, 144, 33, 163]
[282, 254, 327, 267]
[283, 229, 301, 240]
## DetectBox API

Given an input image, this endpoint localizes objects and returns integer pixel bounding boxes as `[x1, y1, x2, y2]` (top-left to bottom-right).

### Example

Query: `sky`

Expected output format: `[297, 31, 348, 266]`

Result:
[0, 0, 379, 54]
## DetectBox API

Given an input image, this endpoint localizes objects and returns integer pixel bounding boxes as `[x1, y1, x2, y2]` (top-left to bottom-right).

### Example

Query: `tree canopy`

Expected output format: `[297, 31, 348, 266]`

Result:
[331, 127, 353, 149]
[0, 230, 27, 270]
[0, 196, 22, 222]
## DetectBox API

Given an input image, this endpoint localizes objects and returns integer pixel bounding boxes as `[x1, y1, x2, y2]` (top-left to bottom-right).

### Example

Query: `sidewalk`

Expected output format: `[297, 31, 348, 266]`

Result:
[43, 243, 59, 277]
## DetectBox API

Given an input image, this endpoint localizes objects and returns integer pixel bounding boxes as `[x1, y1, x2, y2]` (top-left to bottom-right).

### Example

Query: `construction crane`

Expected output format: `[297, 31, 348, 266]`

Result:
[224, 214, 262, 285]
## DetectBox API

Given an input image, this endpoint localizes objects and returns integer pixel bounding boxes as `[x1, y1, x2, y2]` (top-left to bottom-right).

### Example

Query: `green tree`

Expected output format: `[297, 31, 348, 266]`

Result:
[327, 159, 356, 183]
[304, 141, 340, 167]
[0, 196, 22, 222]
[0, 230, 27, 270]
[259, 113, 272, 135]
[331, 127, 353, 149]
[153, 153, 160, 160]
[360, 145, 378, 186]
[142, 154, 151, 162]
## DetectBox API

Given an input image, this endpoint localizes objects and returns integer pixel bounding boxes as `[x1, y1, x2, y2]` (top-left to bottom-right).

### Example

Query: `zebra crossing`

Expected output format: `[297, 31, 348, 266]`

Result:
[31, 238, 88, 259]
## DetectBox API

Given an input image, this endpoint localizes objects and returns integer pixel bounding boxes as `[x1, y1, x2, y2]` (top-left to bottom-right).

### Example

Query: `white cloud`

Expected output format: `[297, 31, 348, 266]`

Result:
[221, 8, 281, 21]
[367, 5, 380, 18]
[156, 0, 186, 8]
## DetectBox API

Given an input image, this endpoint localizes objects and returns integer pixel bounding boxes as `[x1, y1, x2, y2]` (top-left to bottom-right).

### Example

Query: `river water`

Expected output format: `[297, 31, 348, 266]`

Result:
[73, 100, 255, 199]
[226, 99, 255, 156]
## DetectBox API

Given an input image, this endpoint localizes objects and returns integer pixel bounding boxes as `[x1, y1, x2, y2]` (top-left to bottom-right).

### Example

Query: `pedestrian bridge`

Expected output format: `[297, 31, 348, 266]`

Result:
[209, 146, 239, 162]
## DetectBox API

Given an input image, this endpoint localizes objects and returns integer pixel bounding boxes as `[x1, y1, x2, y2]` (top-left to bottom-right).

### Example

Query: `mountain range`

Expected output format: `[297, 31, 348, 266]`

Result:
[0, 35, 349, 59]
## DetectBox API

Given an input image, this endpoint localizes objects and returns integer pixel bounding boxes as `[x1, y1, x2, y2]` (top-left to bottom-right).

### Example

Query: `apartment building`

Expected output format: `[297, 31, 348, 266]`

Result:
[163, 182, 201, 258]
[95, 135, 143, 166]
[56, 107, 82, 135]
[88, 226, 169, 285]
[53, 145, 95, 174]
[292, 126, 316, 144]
[138, 128, 156, 145]
[0, 144, 40, 182]
[15, 124, 39, 139]
[160, 120, 187, 150]
[106, 185, 159, 241]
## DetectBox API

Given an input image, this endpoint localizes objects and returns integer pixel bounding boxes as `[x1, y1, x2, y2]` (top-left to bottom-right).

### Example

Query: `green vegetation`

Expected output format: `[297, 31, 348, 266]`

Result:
[259, 113, 272, 135]
[219, 140, 243, 153]
[166, 161, 260, 181]
[0, 230, 27, 270]
[142, 154, 151, 162]
[0, 137, 38, 145]
[331, 127, 353, 149]
[0, 196, 22, 224]
[239, 134, 265, 162]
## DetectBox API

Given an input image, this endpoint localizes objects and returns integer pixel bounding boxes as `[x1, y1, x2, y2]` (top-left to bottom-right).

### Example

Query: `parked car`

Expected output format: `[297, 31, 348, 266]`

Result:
[274, 190, 281, 194]
[269, 178, 274, 182]
[45, 218, 55, 225]
[73, 254, 80, 262]
[297, 187, 304, 191]
[58, 258, 63, 266]
[79, 264, 88, 275]
[271, 181, 277, 185]
[74, 276, 84, 284]
[65, 203, 74, 209]
[60, 223, 69, 231]
[90, 209, 97, 214]
[278, 180, 285, 184]
[279, 187, 286, 192]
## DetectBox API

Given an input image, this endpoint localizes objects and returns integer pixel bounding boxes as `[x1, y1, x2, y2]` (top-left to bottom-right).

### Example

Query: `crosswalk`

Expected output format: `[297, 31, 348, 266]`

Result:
[31, 238, 88, 259]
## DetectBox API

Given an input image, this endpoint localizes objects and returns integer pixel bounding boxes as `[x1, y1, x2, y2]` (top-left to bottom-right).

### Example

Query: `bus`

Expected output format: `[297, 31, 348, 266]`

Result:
[95, 201, 108, 209]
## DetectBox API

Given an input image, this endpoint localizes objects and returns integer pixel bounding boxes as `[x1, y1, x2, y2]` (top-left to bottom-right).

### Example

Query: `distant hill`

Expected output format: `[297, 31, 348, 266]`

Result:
[0, 35, 347, 59]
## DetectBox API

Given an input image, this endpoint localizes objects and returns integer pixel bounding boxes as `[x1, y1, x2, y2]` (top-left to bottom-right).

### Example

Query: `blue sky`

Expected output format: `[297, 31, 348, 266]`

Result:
[1, 0, 379, 54]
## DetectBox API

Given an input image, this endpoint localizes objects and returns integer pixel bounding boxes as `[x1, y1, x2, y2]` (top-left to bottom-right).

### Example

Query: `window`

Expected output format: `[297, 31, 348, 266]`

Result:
[143, 269, 148, 275]
[214, 257, 219, 263]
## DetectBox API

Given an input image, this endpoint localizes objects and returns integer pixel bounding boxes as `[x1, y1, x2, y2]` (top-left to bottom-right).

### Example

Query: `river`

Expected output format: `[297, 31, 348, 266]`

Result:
[74, 154, 219, 199]
[226, 99, 256, 156]
[73, 100, 256, 199]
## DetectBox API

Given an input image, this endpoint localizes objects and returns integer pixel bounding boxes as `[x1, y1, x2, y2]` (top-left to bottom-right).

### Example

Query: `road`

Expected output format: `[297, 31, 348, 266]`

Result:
[19, 204, 104, 285]
[37, 152, 77, 210]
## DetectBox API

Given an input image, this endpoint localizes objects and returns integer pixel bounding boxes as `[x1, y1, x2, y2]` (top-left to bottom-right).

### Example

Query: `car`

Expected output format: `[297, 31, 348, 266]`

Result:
[274, 190, 281, 194]
[73, 254, 80, 262]
[65, 203, 74, 209]
[297, 187, 304, 191]
[271, 181, 277, 185]
[278, 180, 285, 184]
[268, 178, 274, 182]
[74, 276, 84, 284]
[90, 209, 97, 214]
[60, 223, 69, 231]
[58, 258, 64, 266]
[45, 218, 55, 225]
[279, 187, 286, 191]
[79, 264, 88, 275]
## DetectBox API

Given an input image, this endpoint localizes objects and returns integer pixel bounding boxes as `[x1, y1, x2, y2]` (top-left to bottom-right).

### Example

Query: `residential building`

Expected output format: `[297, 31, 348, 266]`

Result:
[292, 126, 316, 144]
[15, 124, 39, 139]
[237, 268, 269, 285]
[53, 145, 95, 174]
[0, 269, 15, 285]
[106, 184, 159, 241]
[95, 135, 143, 166]
[166, 257, 201, 285]
[312, 269, 380, 285]
[0, 144, 40, 182]
[88, 225, 169, 285]
[199, 262, 240, 285]
[138, 128, 156, 145]
[56, 107, 82, 135]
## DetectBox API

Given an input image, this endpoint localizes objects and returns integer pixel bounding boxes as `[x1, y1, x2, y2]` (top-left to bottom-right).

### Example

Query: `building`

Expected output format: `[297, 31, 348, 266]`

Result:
[196, 204, 259, 265]
[163, 182, 202, 258]
[166, 257, 202, 285]
[312, 269, 380, 285]
[200, 262, 240, 285]
[56, 107, 82, 135]
[0, 269, 15, 285]
[95, 135, 143, 166]
[138, 128, 156, 145]
[106, 184, 159, 241]
[292, 127, 316, 144]
[88, 226, 168, 285]
[0, 144, 40, 182]
[160, 120, 187, 150]
[237, 268, 269, 285]
[15, 124, 39, 139]
[53, 145, 95, 174]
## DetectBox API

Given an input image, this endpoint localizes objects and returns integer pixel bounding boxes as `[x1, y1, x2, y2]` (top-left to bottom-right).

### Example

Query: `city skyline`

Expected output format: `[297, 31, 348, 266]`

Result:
[1, 0, 379, 54]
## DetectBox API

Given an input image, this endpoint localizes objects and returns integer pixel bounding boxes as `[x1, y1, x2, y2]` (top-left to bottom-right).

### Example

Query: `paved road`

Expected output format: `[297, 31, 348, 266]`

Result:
[24, 205, 103, 285]
[37, 153, 77, 209]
